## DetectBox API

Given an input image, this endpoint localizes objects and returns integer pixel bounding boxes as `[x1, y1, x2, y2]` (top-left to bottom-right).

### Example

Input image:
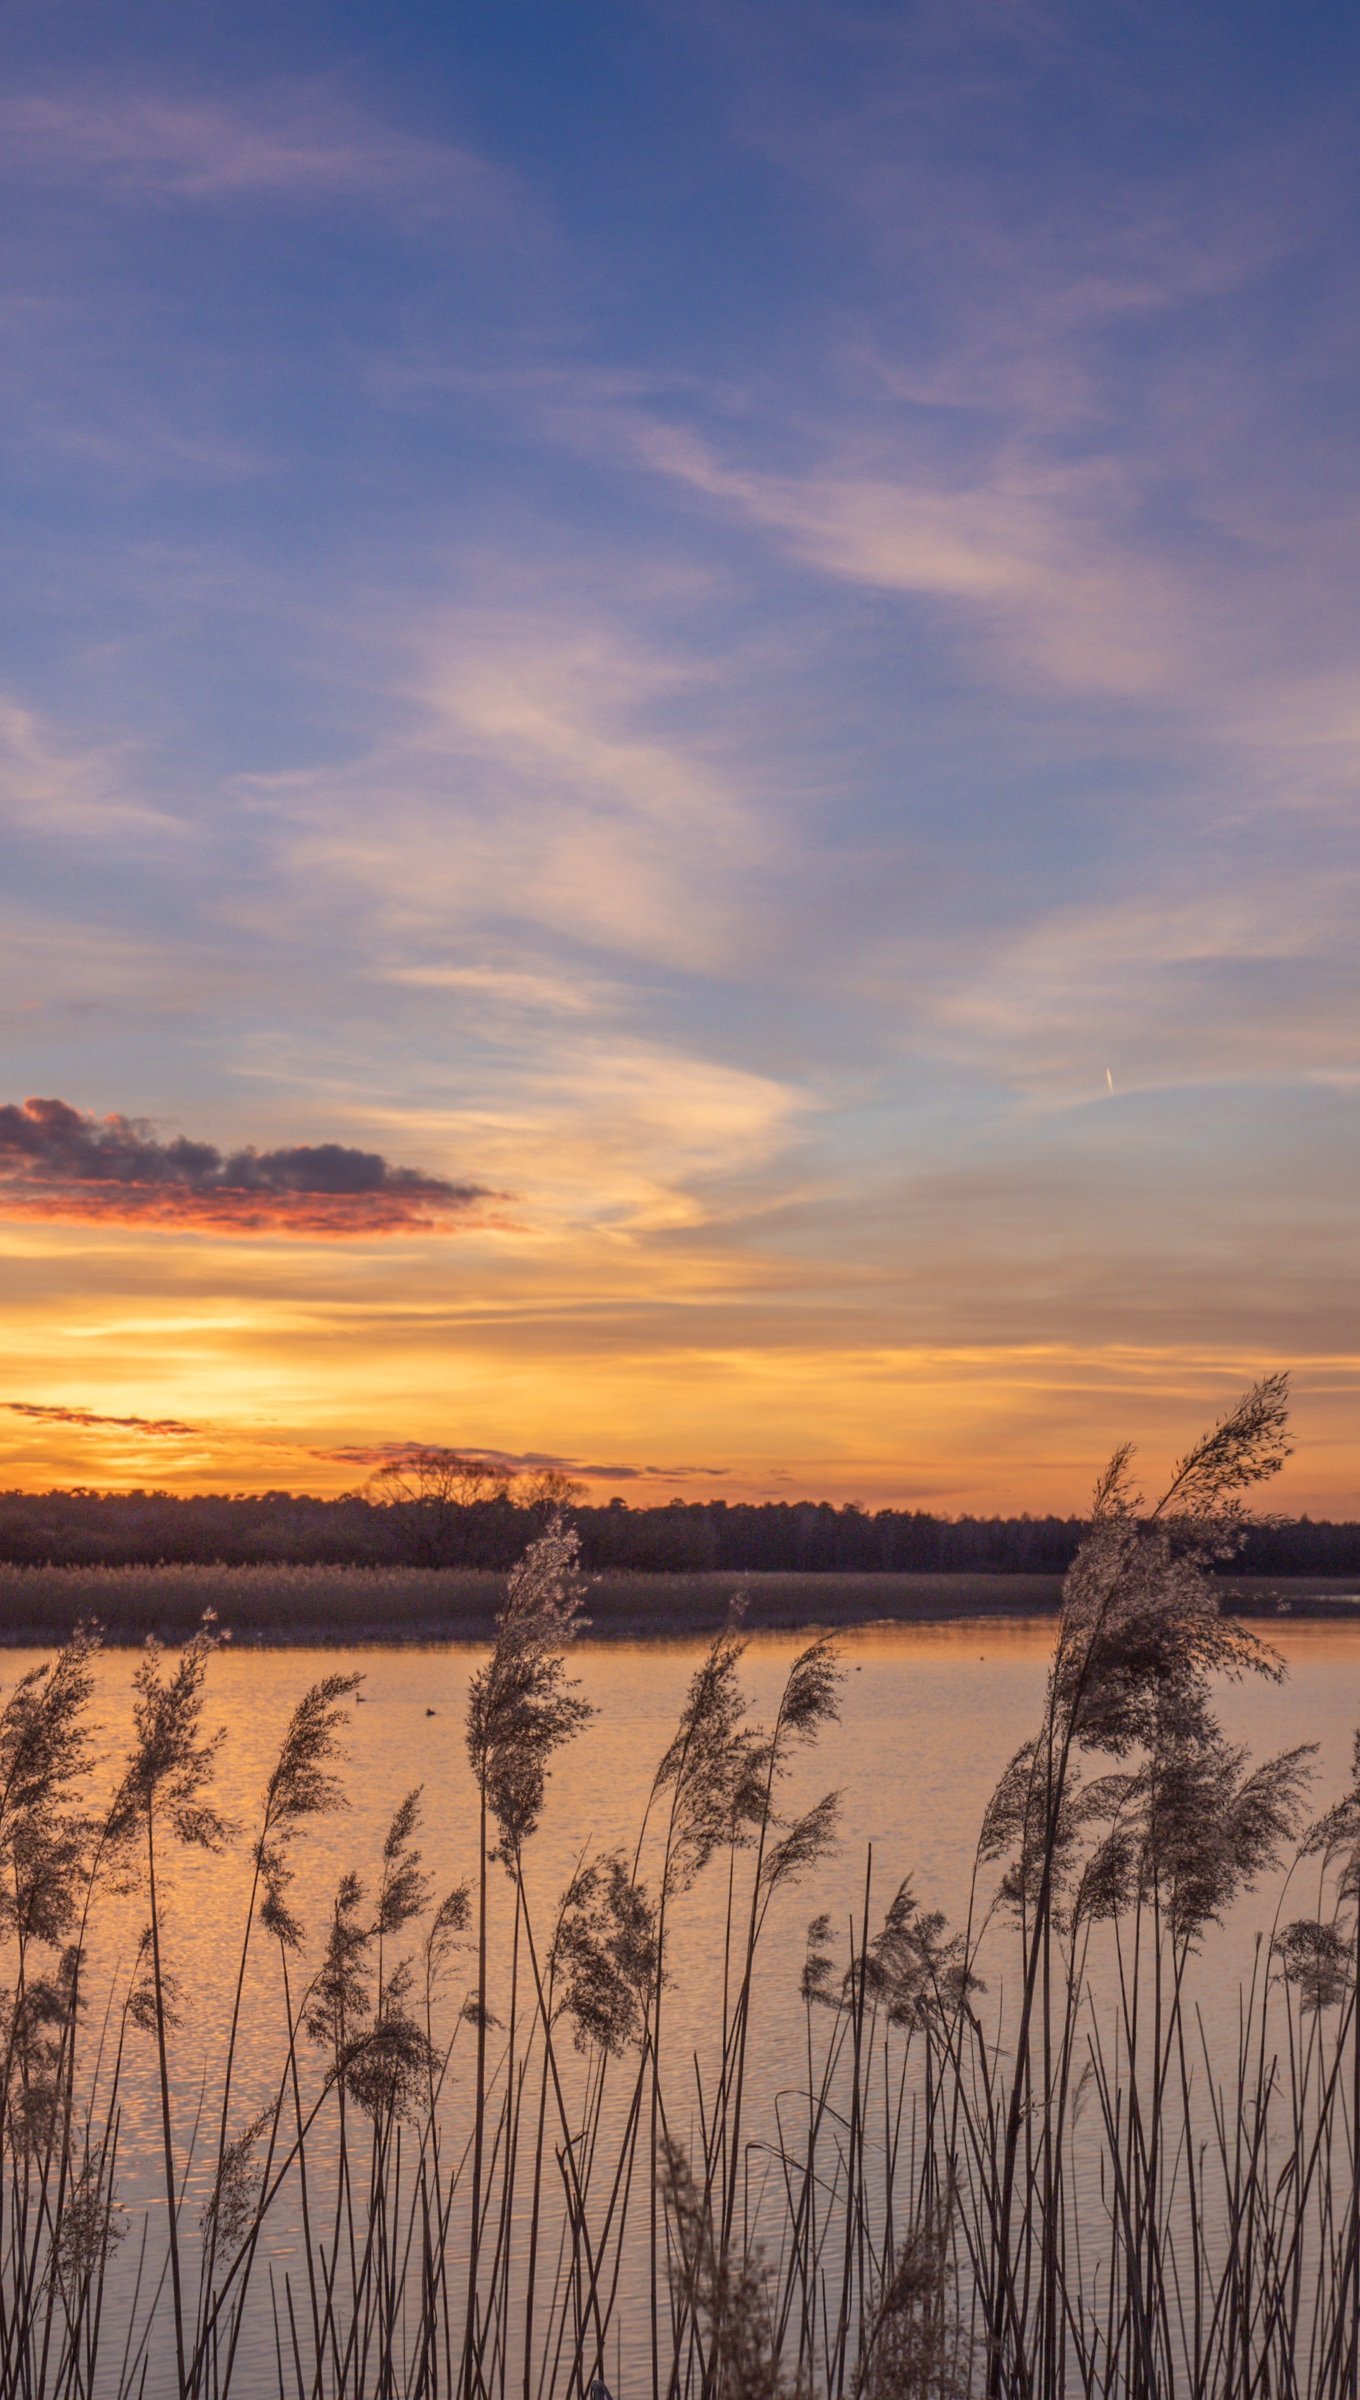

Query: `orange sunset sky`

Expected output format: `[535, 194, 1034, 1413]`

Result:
[2, 3, 1357, 1514]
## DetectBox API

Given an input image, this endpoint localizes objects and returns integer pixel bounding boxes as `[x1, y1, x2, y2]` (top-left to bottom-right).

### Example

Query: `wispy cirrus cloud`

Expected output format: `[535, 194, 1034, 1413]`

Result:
[0, 84, 522, 227]
[257, 608, 776, 977]
[924, 862, 1360, 1098]
[624, 420, 1182, 697]
[0, 699, 184, 841]
[0, 1097, 495, 1236]
[353, 1030, 808, 1242]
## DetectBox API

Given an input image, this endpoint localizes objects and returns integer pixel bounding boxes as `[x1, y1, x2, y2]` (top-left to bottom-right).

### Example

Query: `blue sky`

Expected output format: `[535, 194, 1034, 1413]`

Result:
[1, 0, 1357, 1506]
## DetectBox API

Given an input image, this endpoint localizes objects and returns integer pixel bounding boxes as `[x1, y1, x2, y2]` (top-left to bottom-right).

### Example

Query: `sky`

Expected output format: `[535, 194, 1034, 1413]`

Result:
[1, 0, 1358, 1512]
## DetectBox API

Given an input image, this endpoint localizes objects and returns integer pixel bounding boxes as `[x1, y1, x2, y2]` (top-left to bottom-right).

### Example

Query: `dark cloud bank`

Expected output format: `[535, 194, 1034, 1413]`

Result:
[4, 1401, 198, 1435]
[0, 1097, 492, 1234]
[311, 1440, 651, 1479]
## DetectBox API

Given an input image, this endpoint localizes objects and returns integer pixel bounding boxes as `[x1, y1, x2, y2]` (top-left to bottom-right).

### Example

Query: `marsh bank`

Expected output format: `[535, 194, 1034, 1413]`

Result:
[0, 1560, 1355, 1643]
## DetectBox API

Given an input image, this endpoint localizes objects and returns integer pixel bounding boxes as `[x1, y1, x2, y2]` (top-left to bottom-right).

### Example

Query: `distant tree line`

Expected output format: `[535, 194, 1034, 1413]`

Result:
[0, 1482, 1357, 1576]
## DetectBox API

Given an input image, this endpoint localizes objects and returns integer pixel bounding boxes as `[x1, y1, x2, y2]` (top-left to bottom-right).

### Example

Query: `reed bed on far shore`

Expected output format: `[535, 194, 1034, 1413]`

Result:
[0, 1561, 509, 1645]
[0, 1564, 1071, 1646]
[5, 1377, 1360, 2400]
[0, 1560, 1351, 1648]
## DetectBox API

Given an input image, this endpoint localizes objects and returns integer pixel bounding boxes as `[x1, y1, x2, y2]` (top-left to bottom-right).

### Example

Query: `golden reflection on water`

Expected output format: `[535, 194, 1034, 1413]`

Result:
[39, 1615, 1360, 2093]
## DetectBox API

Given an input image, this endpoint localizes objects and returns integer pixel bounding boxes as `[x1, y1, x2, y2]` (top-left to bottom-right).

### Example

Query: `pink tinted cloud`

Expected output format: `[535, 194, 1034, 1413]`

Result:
[0, 86, 517, 225]
[0, 1096, 495, 1237]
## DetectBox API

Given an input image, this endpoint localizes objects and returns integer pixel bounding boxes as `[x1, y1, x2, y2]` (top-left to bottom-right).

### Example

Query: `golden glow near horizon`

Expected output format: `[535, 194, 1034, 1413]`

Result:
[4, 1205, 1356, 1510]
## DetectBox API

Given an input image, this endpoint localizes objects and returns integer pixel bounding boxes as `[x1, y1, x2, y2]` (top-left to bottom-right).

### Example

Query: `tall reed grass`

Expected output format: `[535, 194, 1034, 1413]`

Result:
[2, 1375, 1358, 2400]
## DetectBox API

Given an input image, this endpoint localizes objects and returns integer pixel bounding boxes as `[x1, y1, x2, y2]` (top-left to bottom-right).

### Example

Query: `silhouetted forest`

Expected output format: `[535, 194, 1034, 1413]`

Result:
[1, 1486, 1357, 1576]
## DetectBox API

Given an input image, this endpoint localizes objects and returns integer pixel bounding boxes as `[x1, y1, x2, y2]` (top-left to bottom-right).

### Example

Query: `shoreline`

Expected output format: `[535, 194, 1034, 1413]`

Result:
[0, 1565, 1356, 1646]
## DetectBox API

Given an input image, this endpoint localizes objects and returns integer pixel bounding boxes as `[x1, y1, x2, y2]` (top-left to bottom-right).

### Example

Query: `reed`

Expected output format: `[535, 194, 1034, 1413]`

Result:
[0, 1566, 1073, 1649]
[4, 1386, 1360, 2400]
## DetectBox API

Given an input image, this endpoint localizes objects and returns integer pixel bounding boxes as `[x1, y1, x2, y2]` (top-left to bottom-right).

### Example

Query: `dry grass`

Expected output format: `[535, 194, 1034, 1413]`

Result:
[0, 1561, 1353, 1648]
[0, 1562, 508, 1644]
